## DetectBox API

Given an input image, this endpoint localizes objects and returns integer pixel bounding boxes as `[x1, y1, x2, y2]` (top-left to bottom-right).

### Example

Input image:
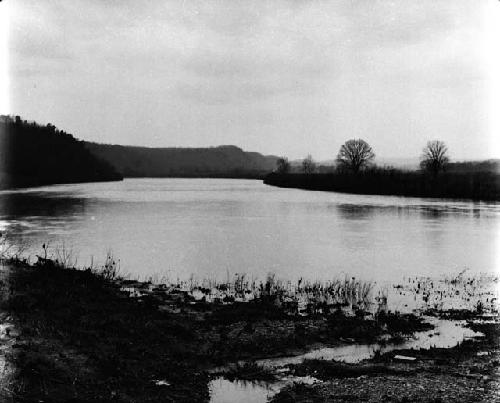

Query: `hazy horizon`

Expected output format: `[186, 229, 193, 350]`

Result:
[1, 0, 500, 161]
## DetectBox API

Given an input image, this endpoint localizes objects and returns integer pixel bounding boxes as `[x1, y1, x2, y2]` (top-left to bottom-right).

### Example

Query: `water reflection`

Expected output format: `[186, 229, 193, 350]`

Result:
[209, 378, 280, 403]
[0, 191, 87, 219]
[336, 204, 375, 221]
[0, 179, 498, 280]
[334, 202, 495, 222]
[257, 318, 484, 368]
[0, 191, 91, 260]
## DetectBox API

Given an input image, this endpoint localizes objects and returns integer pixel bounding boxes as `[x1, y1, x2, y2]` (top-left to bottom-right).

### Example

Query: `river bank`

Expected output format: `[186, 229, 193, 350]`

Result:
[0, 256, 498, 402]
[264, 171, 500, 201]
[271, 320, 500, 402]
[209, 317, 499, 402]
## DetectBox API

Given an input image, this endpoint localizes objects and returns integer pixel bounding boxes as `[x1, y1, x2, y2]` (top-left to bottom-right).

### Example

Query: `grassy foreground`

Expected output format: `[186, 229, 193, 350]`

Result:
[0, 258, 430, 402]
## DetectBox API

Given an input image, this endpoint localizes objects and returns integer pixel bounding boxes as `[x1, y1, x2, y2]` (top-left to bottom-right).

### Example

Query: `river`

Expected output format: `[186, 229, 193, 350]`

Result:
[0, 178, 498, 282]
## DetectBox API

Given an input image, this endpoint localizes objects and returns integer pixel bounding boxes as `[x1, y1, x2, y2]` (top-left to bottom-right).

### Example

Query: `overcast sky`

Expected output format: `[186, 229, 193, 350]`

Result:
[2, 0, 499, 160]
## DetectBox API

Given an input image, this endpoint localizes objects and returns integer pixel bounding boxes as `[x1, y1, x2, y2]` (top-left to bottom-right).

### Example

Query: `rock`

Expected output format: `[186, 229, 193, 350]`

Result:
[153, 380, 170, 386]
[394, 355, 416, 361]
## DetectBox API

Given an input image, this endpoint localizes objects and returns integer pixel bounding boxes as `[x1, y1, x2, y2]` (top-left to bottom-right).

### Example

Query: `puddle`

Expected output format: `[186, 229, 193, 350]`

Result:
[209, 317, 485, 403]
[209, 376, 318, 403]
[209, 378, 281, 403]
[257, 317, 483, 368]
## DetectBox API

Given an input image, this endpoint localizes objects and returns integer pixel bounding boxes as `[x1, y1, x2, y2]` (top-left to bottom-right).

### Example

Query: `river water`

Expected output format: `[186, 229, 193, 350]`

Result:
[0, 178, 498, 281]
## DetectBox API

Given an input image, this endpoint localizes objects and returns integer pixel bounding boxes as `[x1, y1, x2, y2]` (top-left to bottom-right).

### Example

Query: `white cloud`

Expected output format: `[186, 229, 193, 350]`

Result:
[6, 0, 498, 160]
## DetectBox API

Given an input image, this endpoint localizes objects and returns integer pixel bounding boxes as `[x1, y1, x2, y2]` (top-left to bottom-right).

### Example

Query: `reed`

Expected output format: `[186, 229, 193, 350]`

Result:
[153, 273, 376, 315]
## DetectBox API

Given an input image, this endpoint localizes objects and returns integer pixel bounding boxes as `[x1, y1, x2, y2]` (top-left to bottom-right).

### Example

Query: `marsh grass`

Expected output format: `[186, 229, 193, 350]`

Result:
[2, 237, 497, 401]
[158, 273, 376, 316]
[98, 250, 121, 281]
[0, 233, 29, 262]
[54, 242, 78, 269]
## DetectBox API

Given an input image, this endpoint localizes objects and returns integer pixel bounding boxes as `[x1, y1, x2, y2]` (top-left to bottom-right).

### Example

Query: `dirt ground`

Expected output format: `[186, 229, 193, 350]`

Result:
[1, 259, 498, 402]
[0, 265, 17, 402]
[271, 323, 500, 402]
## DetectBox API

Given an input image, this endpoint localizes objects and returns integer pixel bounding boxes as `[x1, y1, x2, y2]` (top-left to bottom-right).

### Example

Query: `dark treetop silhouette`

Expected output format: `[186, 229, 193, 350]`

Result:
[301, 154, 317, 174]
[420, 140, 449, 176]
[0, 115, 122, 189]
[336, 139, 375, 173]
[0, 115, 279, 189]
[275, 156, 291, 174]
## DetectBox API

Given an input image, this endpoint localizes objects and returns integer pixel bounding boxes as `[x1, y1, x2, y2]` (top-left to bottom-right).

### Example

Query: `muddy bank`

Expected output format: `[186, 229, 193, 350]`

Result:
[269, 321, 500, 402]
[208, 318, 495, 402]
[207, 322, 499, 402]
[3, 261, 209, 402]
[1, 258, 438, 402]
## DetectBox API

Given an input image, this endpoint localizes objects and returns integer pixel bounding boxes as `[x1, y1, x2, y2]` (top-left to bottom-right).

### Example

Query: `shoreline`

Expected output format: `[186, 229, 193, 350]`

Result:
[264, 172, 500, 202]
[0, 260, 492, 402]
[0, 256, 498, 402]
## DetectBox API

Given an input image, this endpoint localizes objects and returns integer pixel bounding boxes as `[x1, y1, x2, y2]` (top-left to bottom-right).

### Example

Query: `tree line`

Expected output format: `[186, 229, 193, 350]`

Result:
[269, 139, 499, 200]
[276, 139, 450, 176]
[0, 115, 122, 189]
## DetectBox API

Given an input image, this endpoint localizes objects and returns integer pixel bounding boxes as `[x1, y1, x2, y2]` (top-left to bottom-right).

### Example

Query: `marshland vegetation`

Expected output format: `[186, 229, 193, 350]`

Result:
[0, 243, 498, 402]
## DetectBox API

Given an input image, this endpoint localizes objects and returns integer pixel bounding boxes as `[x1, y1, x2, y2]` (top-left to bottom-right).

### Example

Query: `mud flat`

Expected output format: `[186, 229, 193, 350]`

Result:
[269, 321, 500, 402]
[0, 256, 498, 402]
[209, 318, 498, 403]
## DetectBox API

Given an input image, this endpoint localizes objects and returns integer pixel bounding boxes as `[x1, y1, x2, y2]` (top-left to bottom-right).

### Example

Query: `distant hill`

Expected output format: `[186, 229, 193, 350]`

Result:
[0, 115, 122, 190]
[84, 143, 279, 179]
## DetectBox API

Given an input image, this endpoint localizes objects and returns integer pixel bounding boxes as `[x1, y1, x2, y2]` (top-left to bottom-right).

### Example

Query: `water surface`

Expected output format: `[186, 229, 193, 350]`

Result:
[0, 178, 498, 281]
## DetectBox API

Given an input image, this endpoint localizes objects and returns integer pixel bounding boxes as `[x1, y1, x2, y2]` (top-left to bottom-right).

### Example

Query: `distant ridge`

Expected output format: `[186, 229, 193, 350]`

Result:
[84, 142, 279, 179]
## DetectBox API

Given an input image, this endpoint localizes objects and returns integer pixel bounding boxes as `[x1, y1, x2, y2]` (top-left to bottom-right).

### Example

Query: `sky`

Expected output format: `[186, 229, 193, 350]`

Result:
[1, 0, 500, 161]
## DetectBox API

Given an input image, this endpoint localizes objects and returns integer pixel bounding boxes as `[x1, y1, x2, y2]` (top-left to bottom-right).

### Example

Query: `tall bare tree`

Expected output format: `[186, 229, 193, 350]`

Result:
[336, 139, 375, 173]
[276, 156, 290, 174]
[301, 154, 316, 174]
[420, 140, 449, 176]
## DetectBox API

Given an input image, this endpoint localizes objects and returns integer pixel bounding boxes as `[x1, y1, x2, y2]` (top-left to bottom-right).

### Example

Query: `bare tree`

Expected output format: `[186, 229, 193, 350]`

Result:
[420, 140, 449, 176]
[301, 154, 316, 174]
[276, 157, 290, 174]
[336, 139, 375, 173]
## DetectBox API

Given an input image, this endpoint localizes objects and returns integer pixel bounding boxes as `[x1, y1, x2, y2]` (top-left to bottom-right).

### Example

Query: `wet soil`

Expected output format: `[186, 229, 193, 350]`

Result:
[0, 265, 17, 402]
[1, 259, 436, 402]
[271, 322, 500, 402]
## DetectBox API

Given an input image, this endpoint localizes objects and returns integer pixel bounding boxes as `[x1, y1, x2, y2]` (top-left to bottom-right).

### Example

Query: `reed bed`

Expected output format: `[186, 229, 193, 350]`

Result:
[386, 271, 499, 314]
[120, 270, 499, 317]
[120, 272, 376, 316]
[3, 235, 497, 317]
